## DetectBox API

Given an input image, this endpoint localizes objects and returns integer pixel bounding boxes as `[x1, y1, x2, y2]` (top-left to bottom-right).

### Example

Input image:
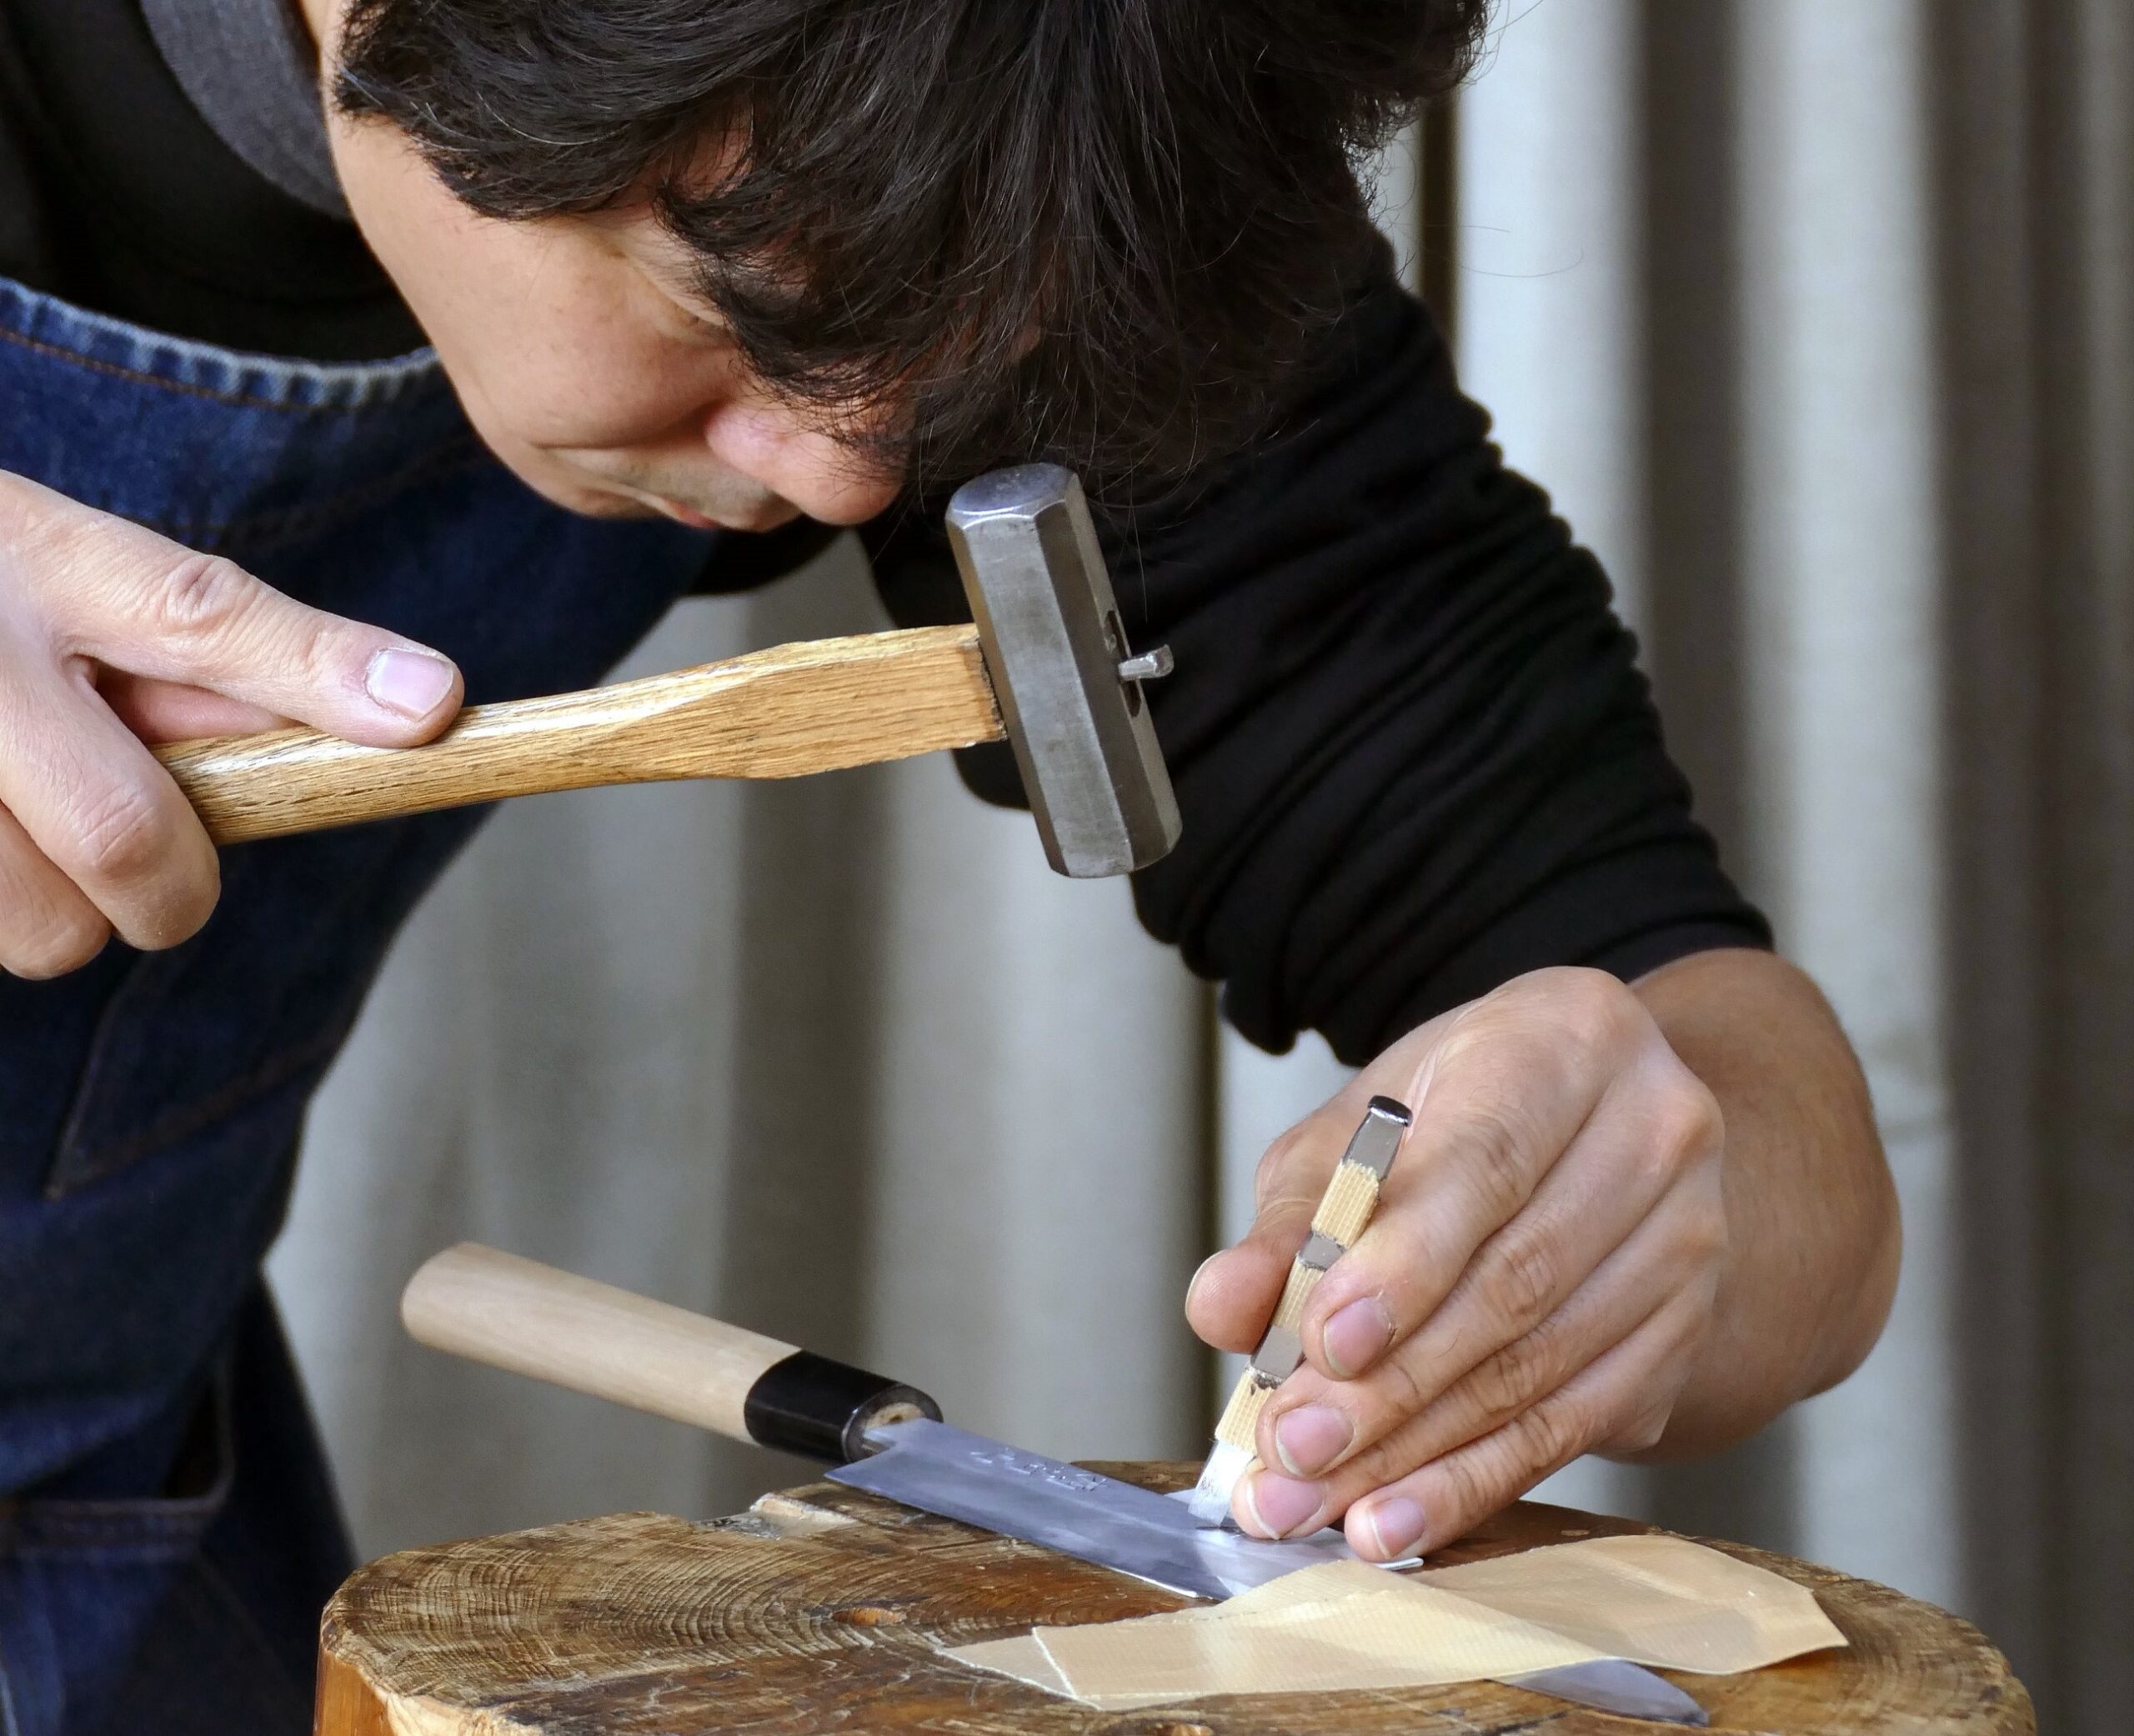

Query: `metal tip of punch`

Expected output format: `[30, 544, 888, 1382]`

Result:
[1186, 1441, 1254, 1528]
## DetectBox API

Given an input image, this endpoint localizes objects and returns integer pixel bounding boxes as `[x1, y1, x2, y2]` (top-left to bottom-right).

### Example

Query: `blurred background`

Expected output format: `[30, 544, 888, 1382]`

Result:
[270, 2, 2132, 1728]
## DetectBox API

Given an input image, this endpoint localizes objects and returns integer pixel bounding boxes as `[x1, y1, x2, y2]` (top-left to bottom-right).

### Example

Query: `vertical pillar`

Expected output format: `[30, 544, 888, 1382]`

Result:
[1732, 0, 1960, 1610]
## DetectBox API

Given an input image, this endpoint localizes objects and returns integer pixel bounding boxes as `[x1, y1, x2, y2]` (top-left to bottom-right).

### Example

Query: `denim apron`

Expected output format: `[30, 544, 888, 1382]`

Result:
[0, 279, 714, 1735]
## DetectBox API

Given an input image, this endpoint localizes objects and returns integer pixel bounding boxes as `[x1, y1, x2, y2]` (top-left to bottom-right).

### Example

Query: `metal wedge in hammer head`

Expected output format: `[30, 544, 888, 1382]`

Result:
[946, 464, 1182, 878]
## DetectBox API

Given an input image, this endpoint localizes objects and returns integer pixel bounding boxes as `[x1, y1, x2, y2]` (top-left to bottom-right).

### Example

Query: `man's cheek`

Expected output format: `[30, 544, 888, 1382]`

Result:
[460, 359, 692, 455]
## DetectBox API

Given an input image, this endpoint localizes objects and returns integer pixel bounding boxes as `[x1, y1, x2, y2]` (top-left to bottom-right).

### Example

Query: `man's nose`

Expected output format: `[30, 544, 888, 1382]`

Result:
[701, 401, 900, 526]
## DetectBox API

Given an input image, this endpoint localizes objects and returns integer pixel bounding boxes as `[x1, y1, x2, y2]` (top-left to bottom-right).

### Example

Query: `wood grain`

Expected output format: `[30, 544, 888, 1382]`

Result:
[160, 624, 1002, 844]
[316, 1464, 2032, 1735]
[400, 1245, 798, 1446]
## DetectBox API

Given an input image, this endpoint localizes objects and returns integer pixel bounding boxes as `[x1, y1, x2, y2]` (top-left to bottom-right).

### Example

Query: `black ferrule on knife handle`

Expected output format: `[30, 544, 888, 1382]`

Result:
[743, 1350, 944, 1463]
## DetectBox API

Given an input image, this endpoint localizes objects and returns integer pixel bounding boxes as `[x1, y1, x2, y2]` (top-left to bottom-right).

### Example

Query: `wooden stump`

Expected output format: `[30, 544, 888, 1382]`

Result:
[316, 1463, 2031, 1735]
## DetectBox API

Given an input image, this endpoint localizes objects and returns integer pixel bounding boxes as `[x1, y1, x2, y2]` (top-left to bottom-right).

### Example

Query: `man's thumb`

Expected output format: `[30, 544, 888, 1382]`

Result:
[90, 540, 463, 748]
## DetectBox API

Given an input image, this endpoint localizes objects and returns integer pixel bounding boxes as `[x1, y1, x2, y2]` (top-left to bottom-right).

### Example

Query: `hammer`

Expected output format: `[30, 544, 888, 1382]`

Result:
[155, 466, 1180, 878]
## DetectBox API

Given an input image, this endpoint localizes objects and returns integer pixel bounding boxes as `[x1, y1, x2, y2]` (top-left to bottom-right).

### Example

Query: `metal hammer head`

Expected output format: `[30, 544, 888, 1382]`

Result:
[946, 466, 1182, 878]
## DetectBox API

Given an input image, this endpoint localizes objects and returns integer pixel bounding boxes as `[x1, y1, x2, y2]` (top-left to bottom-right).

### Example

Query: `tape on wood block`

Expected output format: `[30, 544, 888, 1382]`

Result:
[1034, 1576, 1600, 1709]
[943, 1538, 1848, 1711]
[1417, 1533, 1848, 1672]
[949, 1633, 1073, 1697]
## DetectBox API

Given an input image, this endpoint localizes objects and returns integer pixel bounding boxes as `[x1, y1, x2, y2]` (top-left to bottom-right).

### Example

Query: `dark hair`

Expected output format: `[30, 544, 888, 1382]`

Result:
[337, 1, 1488, 494]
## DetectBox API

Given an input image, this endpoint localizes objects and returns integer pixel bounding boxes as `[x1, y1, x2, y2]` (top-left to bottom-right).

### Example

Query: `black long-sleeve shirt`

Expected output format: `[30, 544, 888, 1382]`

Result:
[863, 278, 1766, 1059]
[0, 0, 1769, 1064]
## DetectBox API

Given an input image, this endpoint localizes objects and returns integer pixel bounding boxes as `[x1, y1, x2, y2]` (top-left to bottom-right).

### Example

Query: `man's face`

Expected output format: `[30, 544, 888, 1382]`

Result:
[316, 11, 900, 533]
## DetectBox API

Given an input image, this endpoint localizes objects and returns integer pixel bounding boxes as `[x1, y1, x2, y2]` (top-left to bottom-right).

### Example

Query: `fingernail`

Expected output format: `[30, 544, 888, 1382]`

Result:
[1323, 1297, 1394, 1378]
[1274, 1404, 1353, 1478]
[1364, 1495, 1427, 1559]
[1240, 1470, 1325, 1539]
[366, 648, 456, 719]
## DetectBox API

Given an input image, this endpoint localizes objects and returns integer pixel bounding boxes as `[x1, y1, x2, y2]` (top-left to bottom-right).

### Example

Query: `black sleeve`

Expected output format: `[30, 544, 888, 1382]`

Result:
[864, 268, 1770, 1066]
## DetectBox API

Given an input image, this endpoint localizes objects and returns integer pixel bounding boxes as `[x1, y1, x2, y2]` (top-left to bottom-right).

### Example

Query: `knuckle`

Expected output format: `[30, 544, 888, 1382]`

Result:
[1527, 1382, 1605, 1475]
[1515, 968, 1647, 1085]
[1512, 1385, 1599, 1473]
[1452, 1104, 1534, 1217]
[1369, 1347, 1433, 1429]
[1651, 1073, 1724, 1163]
[66, 775, 178, 893]
[1468, 1323, 1562, 1424]
[1473, 1225, 1562, 1333]
[1573, 965, 1641, 1031]
[148, 553, 259, 643]
[1430, 1445, 1500, 1531]
[1609, 1404, 1672, 1455]
[283, 614, 345, 689]
[1525, 965, 1636, 1043]
[1341, 1422, 1425, 1495]
[1677, 1198, 1730, 1270]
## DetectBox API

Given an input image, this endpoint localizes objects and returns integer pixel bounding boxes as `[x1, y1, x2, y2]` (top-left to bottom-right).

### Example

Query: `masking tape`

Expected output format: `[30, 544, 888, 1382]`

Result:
[1032, 1578, 1601, 1709]
[1418, 1533, 1846, 1672]
[944, 1538, 1846, 1710]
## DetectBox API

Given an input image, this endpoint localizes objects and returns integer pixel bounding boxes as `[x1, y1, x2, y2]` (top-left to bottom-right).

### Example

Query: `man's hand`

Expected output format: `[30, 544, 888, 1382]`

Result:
[1187, 954, 1896, 1562]
[0, 473, 463, 978]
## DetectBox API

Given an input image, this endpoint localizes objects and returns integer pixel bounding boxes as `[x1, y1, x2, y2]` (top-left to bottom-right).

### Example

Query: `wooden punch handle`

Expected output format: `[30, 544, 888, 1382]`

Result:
[402, 1243, 939, 1463]
[158, 623, 1001, 845]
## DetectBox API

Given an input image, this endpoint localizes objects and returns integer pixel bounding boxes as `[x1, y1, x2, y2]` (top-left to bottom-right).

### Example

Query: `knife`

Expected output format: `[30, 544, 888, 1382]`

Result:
[401, 1243, 1706, 1724]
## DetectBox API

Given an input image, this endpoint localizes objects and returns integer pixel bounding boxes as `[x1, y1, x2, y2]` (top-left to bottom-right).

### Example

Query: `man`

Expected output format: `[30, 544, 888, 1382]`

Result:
[0, 1, 1899, 1729]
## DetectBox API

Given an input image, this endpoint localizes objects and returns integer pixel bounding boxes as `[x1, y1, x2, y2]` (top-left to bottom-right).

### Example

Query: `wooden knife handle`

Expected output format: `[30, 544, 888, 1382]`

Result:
[157, 623, 1002, 845]
[402, 1243, 939, 1463]
[403, 1243, 798, 1443]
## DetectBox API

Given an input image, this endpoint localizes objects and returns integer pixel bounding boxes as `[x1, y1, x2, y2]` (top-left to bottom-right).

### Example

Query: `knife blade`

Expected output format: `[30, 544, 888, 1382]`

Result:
[832, 1417, 1372, 1599]
[1503, 1660, 1710, 1725]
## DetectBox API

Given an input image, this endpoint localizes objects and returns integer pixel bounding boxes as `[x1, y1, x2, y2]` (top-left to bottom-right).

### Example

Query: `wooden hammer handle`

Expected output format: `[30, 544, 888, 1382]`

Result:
[156, 624, 1002, 844]
[402, 1243, 798, 1444]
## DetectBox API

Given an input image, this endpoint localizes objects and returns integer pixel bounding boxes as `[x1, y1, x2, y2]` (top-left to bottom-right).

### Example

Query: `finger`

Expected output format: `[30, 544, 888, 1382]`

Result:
[1229, 1203, 1686, 1539]
[0, 653, 219, 949]
[94, 672, 287, 743]
[1303, 970, 1691, 1383]
[0, 801, 113, 978]
[1259, 1091, 1721, 1478]
[1184, 1250, 1280, 1355]
[13, 480, 460, 746]
[1186, 1099, 1370, 1353]
[1342, 1293, 1710, 1560]
[1189, 1012, 1464, 1354]
[1245, 1173, 1721, 1530]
